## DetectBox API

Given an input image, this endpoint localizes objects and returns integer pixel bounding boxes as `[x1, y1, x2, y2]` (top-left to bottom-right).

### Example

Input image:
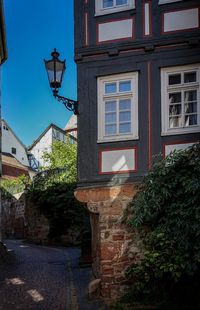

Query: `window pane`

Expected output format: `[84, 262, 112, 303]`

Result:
[119, 123, 131, 133]
[184, 72, 196, 83]
[105, 101, 116, 112]
[105, 83, 117, 93]
[103, 0, 113, 8]
[116, 0, 128, 5]
[119, 111, 131, 122]
[119, 99, 131, 110]
[105, 113, 116, 123]
[119, 80, 131, 92]
[184, 115, 197, 127]
[105, 124, 116, 135]
[169, 116, 181, 128]
[184, 102, 197, 114]
[168, 74, 181, 85]
[184, 90, 197, 102]
[11, 147, 16, 154]
[169, 92, 181, 103]
[169, 104, 181, 116]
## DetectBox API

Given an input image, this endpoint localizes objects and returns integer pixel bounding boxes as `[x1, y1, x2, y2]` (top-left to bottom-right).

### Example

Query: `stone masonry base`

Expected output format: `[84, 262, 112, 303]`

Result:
[75, 183, 140, 300]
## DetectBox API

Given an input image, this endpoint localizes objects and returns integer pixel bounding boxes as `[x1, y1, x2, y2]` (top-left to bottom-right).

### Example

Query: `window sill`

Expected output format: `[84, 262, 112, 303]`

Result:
[97, 135, 139, 143]
[158, 0, 183, 5]
[161, 127, 200, 136]
[95, 7, 135, 17]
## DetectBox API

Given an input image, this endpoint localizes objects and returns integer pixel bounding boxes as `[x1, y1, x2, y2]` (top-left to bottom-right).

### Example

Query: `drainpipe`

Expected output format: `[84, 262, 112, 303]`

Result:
[0, 65, 2, 242]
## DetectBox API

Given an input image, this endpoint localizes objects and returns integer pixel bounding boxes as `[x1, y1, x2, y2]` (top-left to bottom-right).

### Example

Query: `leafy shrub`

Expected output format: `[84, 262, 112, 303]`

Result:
[27, 139, 87, 244]
[29, 181, 86, 243]
[28, 166, 87, 244]
[125, 143, 200, 307]
[41, 139, 77, 183]
[1, 175, 28, 198]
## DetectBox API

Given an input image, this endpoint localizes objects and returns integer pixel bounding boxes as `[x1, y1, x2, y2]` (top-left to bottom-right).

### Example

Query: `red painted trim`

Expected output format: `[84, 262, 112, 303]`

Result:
[120, 48, 144, 54]
[82, 52, 107, 60]
[84, 12, 89, 46]
[155, 43, 187, 50]
[96, 17, 135, 45]
[161, 6, 200, 35]
[163, 140, 198, 157]
[142, 0, 152, 38]
[98, 146, 138, 175]
[147, 61, 152, 170]
[83, 48, 144, 61]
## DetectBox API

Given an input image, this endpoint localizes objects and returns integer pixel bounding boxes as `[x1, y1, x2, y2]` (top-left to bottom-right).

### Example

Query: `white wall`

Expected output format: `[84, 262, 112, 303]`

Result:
[30, 127, 53, 168]
[29, 126, 69, 169]
[2, 120, 29, 166]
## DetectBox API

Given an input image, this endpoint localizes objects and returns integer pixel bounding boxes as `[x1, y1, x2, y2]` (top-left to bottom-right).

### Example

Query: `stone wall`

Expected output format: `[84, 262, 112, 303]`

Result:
[25, 197, 83, 246]
[25, 198, 49, 244]
[75, 183, 140, 300]
[2, 193, 26, 239]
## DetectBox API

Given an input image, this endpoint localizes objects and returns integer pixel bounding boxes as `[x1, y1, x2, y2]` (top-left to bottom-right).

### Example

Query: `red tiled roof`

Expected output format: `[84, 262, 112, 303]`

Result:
[2, 152, 29, 179]
[2, 164, 29, 179]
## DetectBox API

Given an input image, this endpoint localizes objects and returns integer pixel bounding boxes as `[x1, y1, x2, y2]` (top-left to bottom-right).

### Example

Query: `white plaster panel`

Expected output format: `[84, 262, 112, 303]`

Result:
[165, 142, 195, 156]
[164, 8, 199, 32]
[144, 3, 150, 36]
[98, 19, 133, 42]
[101, 148, 136, 173]
[2, 120, 29, 166]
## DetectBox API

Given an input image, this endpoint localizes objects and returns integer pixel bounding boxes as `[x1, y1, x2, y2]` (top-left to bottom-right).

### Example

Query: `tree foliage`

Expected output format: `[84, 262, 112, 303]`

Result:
[28, 139, 87, 244]
[1, 175, 29, 198]
[42, 139, 77, 183]
[125, 143, 200, 307]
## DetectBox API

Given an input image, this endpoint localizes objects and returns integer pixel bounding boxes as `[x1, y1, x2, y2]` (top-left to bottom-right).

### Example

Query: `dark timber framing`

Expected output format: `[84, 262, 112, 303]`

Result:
[74, 0, 200, 187]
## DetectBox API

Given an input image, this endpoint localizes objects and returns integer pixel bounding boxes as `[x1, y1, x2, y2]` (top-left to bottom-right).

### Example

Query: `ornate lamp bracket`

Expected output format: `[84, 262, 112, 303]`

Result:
[54, 92, 79, 115]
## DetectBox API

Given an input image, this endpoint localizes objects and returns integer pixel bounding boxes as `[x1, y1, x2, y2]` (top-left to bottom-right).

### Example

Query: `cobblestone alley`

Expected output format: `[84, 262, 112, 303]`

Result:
[0, 240, 107, 310]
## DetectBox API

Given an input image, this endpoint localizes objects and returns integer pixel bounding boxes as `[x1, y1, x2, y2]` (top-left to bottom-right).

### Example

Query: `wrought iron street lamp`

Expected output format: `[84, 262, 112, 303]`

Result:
[44, 48, 78, 115]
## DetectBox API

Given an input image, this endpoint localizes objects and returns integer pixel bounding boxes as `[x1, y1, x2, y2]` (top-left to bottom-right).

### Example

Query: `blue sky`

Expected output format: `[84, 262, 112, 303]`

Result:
[2, 0, 76, 147]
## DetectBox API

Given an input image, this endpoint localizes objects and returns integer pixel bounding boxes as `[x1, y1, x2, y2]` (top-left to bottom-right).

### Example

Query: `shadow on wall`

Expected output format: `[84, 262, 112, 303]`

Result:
[2, 191, 26, 240]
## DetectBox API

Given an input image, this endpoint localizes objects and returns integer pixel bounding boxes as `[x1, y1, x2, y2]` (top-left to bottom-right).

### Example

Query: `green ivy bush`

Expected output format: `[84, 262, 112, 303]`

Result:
[124, 143, 200, 308]
[26, 140, 89, 244]
[29, 181, 86, 243]
[28, 169, 87, 244]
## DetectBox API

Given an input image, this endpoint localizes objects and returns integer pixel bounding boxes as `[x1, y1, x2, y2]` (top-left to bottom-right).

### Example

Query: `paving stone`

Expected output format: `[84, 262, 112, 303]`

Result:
[0, 240, 107, 310]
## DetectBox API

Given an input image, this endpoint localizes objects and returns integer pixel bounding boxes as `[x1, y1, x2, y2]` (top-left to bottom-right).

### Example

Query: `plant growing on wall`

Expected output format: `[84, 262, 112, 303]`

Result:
[124, 143, 200, 307]
[28, 139, 88, 244]
[1, 175, 29, 198]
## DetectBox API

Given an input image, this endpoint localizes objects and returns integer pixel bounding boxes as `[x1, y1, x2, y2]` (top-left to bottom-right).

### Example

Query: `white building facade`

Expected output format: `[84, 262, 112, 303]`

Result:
[28, 124, 68, 170]
[2, 119, 29, 167]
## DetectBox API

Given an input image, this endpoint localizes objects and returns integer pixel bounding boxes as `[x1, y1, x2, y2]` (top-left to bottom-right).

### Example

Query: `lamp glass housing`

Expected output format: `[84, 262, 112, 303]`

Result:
[44, 49, 66, 90]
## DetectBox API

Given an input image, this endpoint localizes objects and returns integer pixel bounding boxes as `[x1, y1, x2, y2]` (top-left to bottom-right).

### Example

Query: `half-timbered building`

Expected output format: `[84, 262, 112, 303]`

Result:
[74, 0, 200, 299]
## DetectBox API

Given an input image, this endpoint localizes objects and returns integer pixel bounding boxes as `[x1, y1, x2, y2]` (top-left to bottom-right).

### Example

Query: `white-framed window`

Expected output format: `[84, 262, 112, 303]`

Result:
[97, 72, 138, 142]
[161, 64, 200, 136]
[158, 0, 183, 4]
[95, 0, 135, 16]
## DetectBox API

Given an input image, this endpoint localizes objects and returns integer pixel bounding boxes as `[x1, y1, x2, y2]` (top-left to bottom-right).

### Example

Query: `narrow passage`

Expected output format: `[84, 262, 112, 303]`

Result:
[0, 240, 106, 310]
